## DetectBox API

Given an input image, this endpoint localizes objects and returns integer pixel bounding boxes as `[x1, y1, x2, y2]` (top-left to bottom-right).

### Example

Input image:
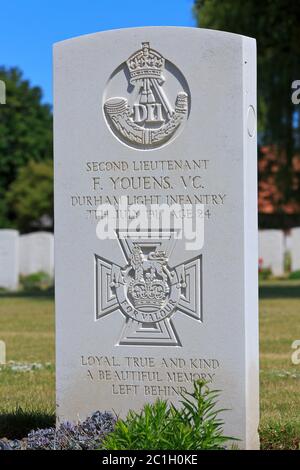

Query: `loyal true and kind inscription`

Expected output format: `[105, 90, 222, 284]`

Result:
[81, 355, 220, 397]
[70, 159, 227, 219]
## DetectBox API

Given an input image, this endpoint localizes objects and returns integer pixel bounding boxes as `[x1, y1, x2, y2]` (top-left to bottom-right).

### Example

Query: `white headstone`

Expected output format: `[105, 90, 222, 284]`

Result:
[259, 230, 284, 276]
[290, 227, 300, 272]
[19, 232, 54, 277]
[0, 340, 6, 365]
[0, 229, 19, 290]
[54, 27, 259, 449]
[285, 231, 292, 251]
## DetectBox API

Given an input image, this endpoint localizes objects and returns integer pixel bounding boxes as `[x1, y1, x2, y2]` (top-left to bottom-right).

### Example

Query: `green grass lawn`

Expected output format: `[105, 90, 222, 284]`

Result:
[0, 284, 299, 449]
[259, 281, 300, 450]
[0, 296, 55, 438]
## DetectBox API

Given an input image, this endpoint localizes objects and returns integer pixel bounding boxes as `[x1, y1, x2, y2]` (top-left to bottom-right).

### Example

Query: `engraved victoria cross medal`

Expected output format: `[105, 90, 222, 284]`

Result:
[95, 235, 202, 346]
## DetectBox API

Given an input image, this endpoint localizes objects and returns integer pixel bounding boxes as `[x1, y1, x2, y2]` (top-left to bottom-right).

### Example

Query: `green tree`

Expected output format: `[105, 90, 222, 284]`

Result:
[6, 160, 53, 232]
[0, 67, 52, 226]
[193, 0, 300, 209]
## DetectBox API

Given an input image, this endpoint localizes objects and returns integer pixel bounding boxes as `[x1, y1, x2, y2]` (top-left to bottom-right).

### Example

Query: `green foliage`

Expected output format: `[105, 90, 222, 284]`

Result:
[101, 380, 234, 450]
[289, 270, 300, 280]
[193, 1, 300, 207]
[6, 160, 53, 232]
[260, 420, 300, 450]
[259, 267, 272, 281]
[19, 271, 53, 292]
[0, 67, 52, 227]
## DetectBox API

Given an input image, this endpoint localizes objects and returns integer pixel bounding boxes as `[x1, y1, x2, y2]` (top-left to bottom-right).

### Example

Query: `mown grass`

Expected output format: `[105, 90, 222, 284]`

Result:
[0, 296, 55, 438]
[259, 282, 300, 450]
[0, 285, 299, 448]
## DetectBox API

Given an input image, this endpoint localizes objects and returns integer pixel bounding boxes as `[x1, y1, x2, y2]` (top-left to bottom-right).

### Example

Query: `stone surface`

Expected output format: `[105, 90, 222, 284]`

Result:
[54, 27, 259, 449]
[0, 80, 5, 105]
[290, 227, 300, 272]
[0, 229, 19, 290]
[259, 229, 284, 276]
[0, 340, 5, 365]
[19, 232, 54, 277]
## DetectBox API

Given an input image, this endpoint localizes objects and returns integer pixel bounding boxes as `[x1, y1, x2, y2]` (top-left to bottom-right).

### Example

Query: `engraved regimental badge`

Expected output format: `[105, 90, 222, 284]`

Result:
[103, 42, 190, 149]
[95, 235, 202, 346]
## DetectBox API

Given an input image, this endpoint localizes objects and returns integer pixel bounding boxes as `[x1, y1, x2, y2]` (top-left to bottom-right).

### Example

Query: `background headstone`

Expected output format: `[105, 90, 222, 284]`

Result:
[259, 230, 284, 276]
[0, 229, 19, 290]
[290, 227, 300, 272]
[19, 232, 54, 277]
[0, 340, 6, 365]
[54, 27, 259, 449]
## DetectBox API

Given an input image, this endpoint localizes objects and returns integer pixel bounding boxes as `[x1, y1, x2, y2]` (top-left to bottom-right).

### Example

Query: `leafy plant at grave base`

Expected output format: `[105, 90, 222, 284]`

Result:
[101, 380, 236, 450]
[19, 271, 53, 292]
[259, 267, 272, 281]
[289, 270, 300, 280]
[27, 411, 116, 450]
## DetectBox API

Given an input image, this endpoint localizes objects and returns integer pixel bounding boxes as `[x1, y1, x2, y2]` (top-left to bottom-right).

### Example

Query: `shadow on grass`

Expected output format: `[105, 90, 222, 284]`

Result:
[259, 283, 300, 299]
[0, 408, 55, 439]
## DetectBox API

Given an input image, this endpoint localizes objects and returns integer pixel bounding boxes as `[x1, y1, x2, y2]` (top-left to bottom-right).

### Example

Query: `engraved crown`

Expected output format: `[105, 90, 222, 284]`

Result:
[128, 275, 169, 312]
[126, 42, 164, 83]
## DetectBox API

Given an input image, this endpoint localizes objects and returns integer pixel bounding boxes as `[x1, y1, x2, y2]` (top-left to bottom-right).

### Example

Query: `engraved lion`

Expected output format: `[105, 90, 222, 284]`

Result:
[130, 246, 169, 283]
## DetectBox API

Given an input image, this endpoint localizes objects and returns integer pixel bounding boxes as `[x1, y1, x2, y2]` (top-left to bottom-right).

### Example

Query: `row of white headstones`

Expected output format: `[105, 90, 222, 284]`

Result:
[259, 228, 300, 276]
[0, 228, 298, 290]
[0, 229, 54, 290]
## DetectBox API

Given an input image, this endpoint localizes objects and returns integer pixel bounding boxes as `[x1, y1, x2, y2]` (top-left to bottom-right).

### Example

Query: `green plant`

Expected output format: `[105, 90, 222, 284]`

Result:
[101, 380, 235, 450]
[19, 271, 53, 292]
[259, 267, 272, 281]
[289, 270, 300, 280]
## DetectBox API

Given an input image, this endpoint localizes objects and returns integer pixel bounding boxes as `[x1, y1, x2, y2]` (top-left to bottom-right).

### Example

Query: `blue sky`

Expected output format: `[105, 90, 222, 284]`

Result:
[0, 0, 195, 105]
